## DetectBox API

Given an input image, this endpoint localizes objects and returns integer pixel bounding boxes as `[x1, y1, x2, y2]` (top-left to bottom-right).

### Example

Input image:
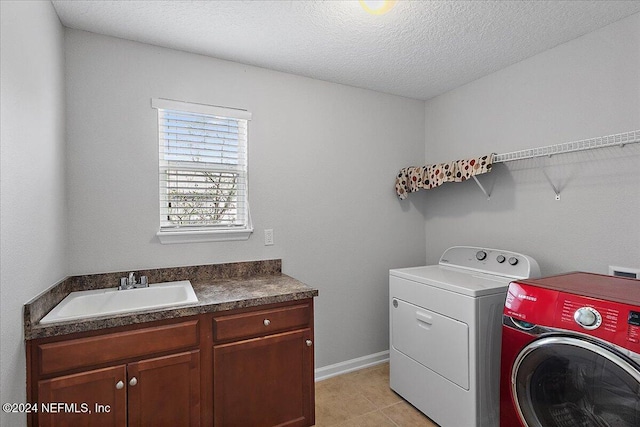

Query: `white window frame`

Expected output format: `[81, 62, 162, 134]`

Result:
[152, 98, 253, 244]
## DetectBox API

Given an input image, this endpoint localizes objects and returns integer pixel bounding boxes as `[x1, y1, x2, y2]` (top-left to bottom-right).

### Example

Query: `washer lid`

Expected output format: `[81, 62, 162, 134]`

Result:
[390, 265, 511, 297]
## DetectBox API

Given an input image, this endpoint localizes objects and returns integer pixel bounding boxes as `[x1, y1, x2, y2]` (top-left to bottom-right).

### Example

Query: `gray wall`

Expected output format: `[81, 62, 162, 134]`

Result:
[0, 1, 67, 425]
[64, 30, 427, 368]
[423, 13, 640, 274]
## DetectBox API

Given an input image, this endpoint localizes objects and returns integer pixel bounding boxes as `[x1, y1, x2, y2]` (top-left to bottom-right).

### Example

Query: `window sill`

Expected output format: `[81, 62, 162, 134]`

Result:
[157, 227, 253, 244]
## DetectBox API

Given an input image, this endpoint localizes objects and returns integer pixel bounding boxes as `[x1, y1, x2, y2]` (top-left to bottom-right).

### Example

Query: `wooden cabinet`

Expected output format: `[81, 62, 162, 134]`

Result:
[127, 351, 200, 427]
[36, 351, 200, 427]
[27, 299, 315, 427]
[28, 319, 202, 427]
[38, 365, 127, 427]
[212, 302, 315, 426]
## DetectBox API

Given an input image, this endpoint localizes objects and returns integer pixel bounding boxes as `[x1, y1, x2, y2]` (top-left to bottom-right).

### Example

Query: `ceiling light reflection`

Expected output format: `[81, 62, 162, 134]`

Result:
[359, 0, 397, 15]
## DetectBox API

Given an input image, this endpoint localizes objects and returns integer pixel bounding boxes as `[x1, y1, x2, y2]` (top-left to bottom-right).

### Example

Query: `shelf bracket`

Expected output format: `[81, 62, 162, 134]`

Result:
[472, 175, 492, 200]
[540, 167, 561, 200]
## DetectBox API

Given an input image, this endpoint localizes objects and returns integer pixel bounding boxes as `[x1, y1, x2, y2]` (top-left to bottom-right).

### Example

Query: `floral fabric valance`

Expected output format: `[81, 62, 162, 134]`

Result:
[395, 154, 495, 200]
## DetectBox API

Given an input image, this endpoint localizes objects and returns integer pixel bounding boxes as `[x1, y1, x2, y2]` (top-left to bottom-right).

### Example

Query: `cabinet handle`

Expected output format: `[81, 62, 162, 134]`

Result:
[306, 339, 313, 347]
[129, 377, 138, 387]
[263, 319, 271, 326]
[116, 381, 124, 390]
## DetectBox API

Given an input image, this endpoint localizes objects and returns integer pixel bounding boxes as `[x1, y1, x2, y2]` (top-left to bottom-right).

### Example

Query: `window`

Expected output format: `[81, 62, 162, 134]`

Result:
[152, 98, 252, 243]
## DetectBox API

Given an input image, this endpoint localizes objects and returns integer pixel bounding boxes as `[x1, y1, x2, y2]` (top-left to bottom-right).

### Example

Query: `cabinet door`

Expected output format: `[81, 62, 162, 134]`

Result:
[127, 350, 200, 427]
[37, 365, 127, 427]
[213, 329, 314, 427]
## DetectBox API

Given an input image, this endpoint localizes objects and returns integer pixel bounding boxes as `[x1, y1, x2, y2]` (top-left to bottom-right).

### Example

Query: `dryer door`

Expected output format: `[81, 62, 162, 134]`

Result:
[511, 336, 640, 427]
[391, 298, 469, 389]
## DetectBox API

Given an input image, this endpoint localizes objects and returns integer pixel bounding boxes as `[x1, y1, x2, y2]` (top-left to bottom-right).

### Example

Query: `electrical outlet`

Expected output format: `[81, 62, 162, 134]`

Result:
[264, 229, 274, 246]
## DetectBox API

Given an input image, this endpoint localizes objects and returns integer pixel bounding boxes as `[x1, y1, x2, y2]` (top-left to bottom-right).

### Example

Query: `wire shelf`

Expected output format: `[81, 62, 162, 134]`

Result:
[494, 130, 640, 163]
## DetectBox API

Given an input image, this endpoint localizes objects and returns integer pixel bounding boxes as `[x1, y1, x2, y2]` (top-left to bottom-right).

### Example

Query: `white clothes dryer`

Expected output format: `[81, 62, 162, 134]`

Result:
[389, 246, 540, 427]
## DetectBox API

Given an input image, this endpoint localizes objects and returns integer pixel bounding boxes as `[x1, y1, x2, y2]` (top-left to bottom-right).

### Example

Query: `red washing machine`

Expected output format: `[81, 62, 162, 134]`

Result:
[500, 272, 640, 427]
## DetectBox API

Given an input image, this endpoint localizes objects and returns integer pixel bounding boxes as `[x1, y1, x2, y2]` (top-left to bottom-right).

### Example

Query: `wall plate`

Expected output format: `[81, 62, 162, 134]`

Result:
[609, 265, 640, 279]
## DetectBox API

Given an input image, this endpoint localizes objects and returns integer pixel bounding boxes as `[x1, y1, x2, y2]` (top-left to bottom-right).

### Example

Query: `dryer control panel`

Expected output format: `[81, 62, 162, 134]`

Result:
[438, 246, 541, 279]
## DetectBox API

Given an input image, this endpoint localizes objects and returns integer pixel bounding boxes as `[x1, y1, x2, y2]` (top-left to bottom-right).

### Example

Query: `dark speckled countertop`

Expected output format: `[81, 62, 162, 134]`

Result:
[24, 259, 318, 340]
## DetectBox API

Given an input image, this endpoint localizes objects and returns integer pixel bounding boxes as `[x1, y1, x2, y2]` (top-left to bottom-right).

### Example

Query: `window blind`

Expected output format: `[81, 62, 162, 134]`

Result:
[152, 99, 251, 231]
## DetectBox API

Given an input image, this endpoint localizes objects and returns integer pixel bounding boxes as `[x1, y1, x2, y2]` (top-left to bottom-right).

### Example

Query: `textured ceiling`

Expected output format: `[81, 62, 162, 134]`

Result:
[51, 1, 640, 100]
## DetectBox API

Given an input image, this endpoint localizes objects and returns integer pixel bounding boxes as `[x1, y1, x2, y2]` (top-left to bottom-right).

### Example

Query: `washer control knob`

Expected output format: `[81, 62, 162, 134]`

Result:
[476, 251, 487, 261]
[574, 307, 602, 330]
[508, 257, 519, 266]
[496, 255, 506, 263]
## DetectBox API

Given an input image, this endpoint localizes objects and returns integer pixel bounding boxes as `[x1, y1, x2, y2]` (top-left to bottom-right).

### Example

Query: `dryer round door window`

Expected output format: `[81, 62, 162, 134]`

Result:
[511, 336, 640, 427]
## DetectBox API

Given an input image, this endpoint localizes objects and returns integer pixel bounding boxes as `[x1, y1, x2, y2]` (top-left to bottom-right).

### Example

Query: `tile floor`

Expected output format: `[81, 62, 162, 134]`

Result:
[314, 362, 439, 427]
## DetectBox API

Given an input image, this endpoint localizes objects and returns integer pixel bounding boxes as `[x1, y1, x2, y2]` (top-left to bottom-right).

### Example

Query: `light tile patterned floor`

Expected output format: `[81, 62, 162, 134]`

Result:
[314, 362, 439, 427]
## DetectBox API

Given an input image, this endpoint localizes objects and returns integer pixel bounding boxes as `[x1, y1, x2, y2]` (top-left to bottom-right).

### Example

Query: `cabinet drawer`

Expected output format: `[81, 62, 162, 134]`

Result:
[38, 320, 199, 376]
[214, 303, 310, 342]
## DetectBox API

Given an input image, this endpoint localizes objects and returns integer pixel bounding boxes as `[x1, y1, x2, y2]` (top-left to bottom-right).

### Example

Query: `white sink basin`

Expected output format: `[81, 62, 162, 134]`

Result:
[40, 280, 198, 324]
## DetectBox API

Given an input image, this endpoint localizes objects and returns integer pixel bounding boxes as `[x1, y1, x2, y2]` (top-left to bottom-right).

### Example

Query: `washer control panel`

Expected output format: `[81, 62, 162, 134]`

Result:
[628, 311, 640, 344]
[506, 280, 640, 352]
[439, 246, 541, 279]
[560, 295, 640, 351]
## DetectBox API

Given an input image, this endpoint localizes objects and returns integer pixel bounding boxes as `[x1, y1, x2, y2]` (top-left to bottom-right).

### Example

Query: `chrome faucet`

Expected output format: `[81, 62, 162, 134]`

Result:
[119, 272, 149, 290]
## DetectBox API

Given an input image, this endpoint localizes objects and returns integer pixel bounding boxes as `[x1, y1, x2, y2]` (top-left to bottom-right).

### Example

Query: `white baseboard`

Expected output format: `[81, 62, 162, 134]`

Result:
[314, 350, 389, 382]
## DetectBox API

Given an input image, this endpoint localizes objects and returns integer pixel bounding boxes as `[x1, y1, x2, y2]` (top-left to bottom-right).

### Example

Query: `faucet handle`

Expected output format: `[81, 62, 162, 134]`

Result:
[120, 272, 147, 290]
